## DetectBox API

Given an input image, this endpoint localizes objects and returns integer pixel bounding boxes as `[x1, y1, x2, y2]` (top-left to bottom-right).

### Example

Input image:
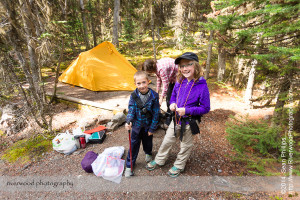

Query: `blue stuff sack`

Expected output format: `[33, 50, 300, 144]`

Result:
[81, 151, 98, 173]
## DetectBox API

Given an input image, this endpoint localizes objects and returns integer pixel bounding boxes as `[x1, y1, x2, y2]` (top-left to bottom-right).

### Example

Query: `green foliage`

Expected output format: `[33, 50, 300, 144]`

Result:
[269, 196, 283, 200]
[180, 33, 196, 48]
[226, 113, 300, 175]
[202, 0, 299, 93]
[1, 134, 54, 164]
[226, 115, 281, 155]
[288, 192, 299, 198]
[0, 130, 4, 137]
[122, 18, 135, 41]
[214, 81, 230, 89]
[226, 115, 285, 175]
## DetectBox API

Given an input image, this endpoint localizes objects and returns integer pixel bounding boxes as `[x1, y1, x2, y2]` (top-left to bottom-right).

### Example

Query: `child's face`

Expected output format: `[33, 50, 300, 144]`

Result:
[135, 75, 150, 94]
[179, 59, 195, 80]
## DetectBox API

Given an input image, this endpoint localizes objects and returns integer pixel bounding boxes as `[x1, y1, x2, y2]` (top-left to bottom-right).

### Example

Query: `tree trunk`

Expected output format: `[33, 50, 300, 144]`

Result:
[4, 0, 53, 132]
[205, 30, 214, 80]
[50, 38, 65, 103]
[244, 60, 257, 106]
[19, 0, 44, 101]
[112, 0, 120, 47]
[151, 1, 156, 61]
[294, 101, 300, 133]
[95, 0, 102, 41]
[217, 44, 226, 82]
[89, 0, 97, 47]
[80, 0, 90, 50]
[236, 57, 246, 86]
[272, 75, 291, 126]
[174, 0, 184, 49]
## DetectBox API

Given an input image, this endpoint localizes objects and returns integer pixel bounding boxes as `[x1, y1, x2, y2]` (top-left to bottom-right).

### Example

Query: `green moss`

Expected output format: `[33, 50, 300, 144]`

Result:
[1, 134, 54, 164]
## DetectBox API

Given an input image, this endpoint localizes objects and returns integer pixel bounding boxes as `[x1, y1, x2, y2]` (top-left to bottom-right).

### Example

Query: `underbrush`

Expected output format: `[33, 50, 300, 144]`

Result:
[226, 115, 300, 176]
[1, 134, 54, 164]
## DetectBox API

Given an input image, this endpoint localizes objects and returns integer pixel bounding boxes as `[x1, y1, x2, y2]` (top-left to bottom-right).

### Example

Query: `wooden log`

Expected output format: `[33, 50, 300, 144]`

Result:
[49, 93, 115, 111]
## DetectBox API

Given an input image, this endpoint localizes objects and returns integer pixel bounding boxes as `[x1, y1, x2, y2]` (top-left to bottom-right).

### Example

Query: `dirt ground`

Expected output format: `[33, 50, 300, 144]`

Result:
[1, 76, 296, 200]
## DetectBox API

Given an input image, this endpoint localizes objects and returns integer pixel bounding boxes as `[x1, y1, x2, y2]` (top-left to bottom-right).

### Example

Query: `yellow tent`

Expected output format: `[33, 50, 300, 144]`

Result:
[59, 41, 137, 91]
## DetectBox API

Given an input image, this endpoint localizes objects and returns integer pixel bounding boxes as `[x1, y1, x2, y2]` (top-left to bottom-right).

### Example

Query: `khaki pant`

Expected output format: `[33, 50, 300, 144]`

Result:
[155, 121, 194, 170]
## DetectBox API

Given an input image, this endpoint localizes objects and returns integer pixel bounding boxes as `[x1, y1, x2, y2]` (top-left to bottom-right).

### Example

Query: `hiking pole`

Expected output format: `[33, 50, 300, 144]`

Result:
[128, 129, 134, 175]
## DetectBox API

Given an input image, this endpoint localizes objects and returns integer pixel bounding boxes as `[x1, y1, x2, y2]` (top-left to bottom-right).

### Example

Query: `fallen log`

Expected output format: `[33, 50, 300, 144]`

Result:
[49, 93, 115, 111]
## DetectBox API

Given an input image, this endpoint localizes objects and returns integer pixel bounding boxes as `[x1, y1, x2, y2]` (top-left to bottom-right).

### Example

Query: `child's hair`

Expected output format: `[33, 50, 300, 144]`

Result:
[177, 61, 203, 82]
[134, 71, 149, 82]
[142, 59, 156, 73]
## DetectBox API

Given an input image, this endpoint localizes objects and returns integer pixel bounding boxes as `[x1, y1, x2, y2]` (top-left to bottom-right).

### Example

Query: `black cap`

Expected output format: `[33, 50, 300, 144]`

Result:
[175, 52, 199, 64]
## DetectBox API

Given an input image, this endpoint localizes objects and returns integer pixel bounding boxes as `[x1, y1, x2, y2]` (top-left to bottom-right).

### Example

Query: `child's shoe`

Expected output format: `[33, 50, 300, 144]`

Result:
[167, 166, 183, 177]
[146, 160, 158, 171]
[145, 154, 152, 163]
[124, 167, 134, 177]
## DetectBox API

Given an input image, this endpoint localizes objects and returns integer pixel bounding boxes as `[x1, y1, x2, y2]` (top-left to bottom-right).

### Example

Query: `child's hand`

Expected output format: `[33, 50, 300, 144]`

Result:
[125, 122, 132, 131]
[176, 106, 185, 116]
[148, 132, 153, 136]
[170, 103, 176, 111]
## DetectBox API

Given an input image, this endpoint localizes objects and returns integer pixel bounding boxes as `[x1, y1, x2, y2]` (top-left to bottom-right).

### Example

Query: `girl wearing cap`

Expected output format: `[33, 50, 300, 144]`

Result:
[146, 52, 211, 177]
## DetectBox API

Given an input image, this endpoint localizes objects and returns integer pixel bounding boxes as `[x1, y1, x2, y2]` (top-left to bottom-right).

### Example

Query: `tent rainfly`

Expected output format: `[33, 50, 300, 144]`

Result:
[59, 41, 137, 91]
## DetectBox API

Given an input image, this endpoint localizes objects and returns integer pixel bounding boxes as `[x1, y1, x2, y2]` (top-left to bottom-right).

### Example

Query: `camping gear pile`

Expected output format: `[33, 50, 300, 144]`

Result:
[52, 126, 125, 183]
[52, 125, 107, 155]
[81, 147, 125, 184]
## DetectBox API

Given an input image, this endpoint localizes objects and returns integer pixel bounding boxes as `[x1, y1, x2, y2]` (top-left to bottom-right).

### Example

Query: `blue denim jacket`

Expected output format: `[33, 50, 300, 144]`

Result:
[126, 88, 160, 133]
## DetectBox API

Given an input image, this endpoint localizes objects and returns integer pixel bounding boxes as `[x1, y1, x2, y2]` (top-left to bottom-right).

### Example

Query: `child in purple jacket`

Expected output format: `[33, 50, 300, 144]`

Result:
[146, 52, 210, 177]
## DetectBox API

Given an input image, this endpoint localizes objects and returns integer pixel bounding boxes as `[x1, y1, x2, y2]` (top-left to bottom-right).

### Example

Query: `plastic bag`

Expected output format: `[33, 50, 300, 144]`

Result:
[73, 127, 91, 143]
[102, 146, 125, 159]
[91, 146, 125, 184]
[52, 131, 77, 155]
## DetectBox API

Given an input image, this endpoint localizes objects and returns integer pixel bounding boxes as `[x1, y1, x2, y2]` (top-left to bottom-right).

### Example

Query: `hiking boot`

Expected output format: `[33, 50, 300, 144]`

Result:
[124, 167, 134, 177]
[167, 166, 184, 177]
[145, 154, 152, 163]
[146, 160, 158, 171]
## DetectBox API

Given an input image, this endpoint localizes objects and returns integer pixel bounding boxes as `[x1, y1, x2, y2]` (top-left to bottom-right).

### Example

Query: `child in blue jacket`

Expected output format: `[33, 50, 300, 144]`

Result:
[125, 71, 160, 177]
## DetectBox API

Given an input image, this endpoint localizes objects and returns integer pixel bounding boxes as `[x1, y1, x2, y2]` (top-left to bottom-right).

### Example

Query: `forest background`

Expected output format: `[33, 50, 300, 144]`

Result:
[0, 0, 299, 184]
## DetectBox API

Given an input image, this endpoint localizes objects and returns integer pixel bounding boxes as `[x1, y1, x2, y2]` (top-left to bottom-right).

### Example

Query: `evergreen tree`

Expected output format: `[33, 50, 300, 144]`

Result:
[204, 0, 299, 120]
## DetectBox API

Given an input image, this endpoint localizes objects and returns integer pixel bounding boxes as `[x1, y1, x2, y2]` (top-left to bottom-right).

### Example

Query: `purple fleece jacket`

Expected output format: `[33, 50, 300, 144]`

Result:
[170, 77, 210, 117]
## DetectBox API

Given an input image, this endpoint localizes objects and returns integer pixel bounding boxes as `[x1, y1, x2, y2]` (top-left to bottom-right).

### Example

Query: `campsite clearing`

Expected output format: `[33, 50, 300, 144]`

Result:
[0, 76, 284, 200]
